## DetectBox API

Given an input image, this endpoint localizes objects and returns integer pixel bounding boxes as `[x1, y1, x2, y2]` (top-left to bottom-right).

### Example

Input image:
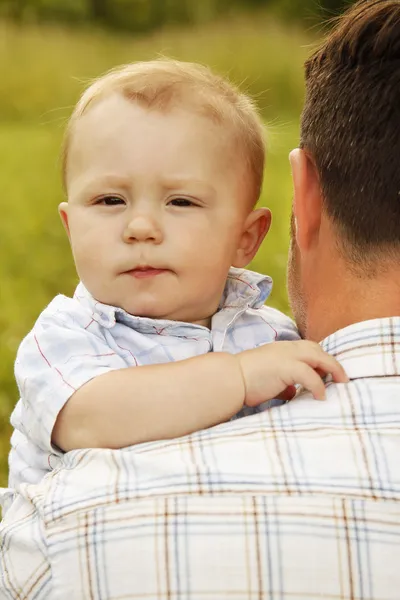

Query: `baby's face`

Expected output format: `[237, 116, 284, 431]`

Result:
[61, 94, 251, 326]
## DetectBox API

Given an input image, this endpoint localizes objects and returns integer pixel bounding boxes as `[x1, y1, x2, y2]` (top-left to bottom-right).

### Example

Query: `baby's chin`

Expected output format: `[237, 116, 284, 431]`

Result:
[86, 286, 164, 317]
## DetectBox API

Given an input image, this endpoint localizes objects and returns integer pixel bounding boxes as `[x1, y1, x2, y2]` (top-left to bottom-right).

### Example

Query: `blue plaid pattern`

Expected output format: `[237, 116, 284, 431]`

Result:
[1, 317, 400, 599]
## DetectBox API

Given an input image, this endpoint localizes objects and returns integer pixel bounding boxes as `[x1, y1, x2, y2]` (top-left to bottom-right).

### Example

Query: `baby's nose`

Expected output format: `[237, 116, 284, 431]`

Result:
[123, 214, 163, 243]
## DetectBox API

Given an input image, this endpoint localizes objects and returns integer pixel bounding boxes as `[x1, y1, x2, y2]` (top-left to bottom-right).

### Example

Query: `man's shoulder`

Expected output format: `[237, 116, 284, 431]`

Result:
[33, 385, 400, 512]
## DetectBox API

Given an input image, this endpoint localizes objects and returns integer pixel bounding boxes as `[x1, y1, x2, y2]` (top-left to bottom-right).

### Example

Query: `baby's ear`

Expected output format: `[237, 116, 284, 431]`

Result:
[58, 202, 71, 239]
[232, 207, 271, 268]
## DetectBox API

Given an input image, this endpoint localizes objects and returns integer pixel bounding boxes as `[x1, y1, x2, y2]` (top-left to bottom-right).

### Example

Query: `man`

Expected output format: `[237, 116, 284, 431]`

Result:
[1, 1, 399, 598]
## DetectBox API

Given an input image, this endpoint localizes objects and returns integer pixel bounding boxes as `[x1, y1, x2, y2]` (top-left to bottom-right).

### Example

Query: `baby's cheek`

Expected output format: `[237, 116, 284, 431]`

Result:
[72, 240, 103, 277]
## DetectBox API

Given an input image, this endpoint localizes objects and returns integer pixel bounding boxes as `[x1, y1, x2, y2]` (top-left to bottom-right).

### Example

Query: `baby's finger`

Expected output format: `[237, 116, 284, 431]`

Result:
[308, 352, 348, 384]
[292, 363, 326, 400]
[330, 360, 349, 383]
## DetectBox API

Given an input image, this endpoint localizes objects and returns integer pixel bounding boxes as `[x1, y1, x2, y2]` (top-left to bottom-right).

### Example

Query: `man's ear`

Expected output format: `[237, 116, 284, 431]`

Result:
[232, 207, 271, 268]
[58, 202, 71, 240]
[289, 148, 322, 252]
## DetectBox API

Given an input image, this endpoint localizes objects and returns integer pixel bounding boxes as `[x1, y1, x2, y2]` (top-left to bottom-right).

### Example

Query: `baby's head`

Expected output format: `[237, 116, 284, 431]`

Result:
[60, 59, 271, 327]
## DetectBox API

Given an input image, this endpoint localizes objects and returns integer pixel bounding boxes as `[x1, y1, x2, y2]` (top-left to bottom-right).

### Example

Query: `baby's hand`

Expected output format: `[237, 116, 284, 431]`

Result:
[237, 340, 348, 407]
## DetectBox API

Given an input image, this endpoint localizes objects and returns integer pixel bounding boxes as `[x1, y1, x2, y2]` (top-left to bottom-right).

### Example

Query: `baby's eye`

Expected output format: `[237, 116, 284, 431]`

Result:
[96, 196, 125, 206]
[169, 198, 196, 207]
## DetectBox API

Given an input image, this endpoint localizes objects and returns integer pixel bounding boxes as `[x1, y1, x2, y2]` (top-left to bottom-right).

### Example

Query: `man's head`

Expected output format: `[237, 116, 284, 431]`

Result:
[60, 60, 270, 326]
[288, 0, 400, 339]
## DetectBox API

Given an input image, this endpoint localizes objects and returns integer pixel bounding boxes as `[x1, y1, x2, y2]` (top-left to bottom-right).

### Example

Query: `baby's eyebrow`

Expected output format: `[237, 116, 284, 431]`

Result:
[162, 177, 216, 196]
[72, 175, 132, 199]
[93, 175, 132, 190]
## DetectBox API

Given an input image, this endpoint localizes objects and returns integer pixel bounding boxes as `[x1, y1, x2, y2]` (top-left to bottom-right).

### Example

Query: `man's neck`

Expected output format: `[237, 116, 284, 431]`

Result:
[305, 262, 400, 342]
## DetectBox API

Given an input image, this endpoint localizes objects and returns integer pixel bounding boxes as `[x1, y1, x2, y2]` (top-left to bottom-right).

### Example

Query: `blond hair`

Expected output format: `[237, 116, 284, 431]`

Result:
[62, 59, 266, 204]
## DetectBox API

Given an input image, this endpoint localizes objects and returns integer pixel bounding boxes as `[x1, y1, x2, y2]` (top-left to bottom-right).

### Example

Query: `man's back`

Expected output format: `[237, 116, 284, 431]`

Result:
[2, 317, 400, 599]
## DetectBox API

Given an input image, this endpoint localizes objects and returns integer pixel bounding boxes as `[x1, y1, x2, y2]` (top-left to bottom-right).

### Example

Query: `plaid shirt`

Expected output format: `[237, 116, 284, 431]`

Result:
[1, 317, 400, 599]
[8, 267, 298, 493]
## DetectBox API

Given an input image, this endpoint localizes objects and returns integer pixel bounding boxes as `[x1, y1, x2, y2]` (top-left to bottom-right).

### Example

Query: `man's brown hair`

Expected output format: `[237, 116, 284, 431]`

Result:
[300, 0, 400, 265]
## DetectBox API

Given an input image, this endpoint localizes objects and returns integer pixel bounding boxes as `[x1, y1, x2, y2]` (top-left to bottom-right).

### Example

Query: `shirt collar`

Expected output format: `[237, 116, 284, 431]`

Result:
[218, 267, 272, 311]
[73, 267, 272, 330]
[321, 317, 400, 379]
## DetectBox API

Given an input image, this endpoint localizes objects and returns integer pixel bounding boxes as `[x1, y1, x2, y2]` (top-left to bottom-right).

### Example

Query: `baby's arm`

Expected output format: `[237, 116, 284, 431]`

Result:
[14, 307, 246, 457]
[53, 340, 348, 451]
[15, 299, 347, 455]
[53, 352, 245, 450]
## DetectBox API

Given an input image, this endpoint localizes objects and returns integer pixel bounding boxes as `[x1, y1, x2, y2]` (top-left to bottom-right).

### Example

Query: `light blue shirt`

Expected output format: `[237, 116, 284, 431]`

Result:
[9, 267, 298, 492]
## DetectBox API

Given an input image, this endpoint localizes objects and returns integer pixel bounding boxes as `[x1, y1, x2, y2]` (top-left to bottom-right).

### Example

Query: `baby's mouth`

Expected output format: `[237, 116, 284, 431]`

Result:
[125, 266, 169, 279]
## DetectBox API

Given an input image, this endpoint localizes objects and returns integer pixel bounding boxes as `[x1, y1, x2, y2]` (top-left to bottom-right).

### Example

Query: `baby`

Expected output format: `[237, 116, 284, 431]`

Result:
[9, 60, 347, 491]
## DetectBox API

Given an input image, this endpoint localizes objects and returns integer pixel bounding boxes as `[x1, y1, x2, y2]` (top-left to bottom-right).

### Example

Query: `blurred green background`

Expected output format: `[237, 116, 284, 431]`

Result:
[0, 0, 354, 486]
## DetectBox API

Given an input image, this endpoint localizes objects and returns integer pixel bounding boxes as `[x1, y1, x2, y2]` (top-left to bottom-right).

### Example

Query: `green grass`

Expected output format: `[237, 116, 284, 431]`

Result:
[0, 12, 312, 486]
[0, 14, 312, 122]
